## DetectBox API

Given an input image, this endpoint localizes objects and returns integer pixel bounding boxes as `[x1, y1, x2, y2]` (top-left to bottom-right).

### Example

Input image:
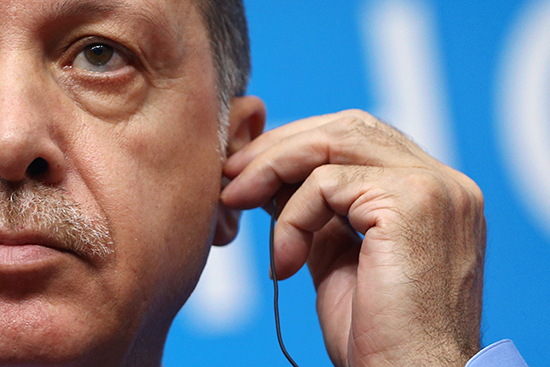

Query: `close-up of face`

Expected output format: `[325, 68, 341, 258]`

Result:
[0, 0, 264, 366]
[1, 0, 549, 366]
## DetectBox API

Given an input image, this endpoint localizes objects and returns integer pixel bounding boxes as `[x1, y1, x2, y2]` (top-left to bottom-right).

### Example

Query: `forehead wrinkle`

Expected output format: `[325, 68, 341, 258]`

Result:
[35, 0, 187, 73]
[126, 2, 182, 49]
[43, 0, 181, 43]
[49, 0, 129, 18]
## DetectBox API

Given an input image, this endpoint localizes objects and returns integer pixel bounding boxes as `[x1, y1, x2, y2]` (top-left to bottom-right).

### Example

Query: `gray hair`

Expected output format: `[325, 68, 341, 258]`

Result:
[196, 0, 251, 152]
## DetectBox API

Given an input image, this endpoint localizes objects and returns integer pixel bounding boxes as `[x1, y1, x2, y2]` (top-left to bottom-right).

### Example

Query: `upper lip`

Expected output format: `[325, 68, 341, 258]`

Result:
[0, 231, 69, 253]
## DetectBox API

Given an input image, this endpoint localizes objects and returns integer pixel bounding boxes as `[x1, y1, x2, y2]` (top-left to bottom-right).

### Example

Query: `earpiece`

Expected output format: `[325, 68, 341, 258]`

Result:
[270, 196, 300, 367]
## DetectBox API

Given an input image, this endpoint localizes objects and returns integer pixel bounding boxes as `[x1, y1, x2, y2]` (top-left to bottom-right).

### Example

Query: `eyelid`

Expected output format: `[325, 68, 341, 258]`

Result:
[60, 35, 136, 70]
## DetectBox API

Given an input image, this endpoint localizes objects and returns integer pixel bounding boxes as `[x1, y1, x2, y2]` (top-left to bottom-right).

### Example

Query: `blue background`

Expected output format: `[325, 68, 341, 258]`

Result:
[164, 0, 550, 366]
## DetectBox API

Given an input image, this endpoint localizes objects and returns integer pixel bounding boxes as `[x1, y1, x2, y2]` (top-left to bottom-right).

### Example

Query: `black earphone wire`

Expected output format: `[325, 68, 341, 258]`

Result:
[270, 197, 300, 367]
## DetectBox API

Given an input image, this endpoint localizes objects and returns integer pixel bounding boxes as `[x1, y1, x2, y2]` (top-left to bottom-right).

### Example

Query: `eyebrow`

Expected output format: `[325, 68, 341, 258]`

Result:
[36, 0, 185, 75]
[43, 0, 180, 55]
[46, 0, 175, 38]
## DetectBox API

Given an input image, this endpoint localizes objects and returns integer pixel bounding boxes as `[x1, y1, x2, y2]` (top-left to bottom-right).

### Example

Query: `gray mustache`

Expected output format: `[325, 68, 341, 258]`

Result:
[0, 181, 113, 259]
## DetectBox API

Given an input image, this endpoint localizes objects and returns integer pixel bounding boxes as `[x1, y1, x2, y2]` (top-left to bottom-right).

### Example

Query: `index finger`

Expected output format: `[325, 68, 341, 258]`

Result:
[224, 110, 378, 177]
[221, 115, 424, 210]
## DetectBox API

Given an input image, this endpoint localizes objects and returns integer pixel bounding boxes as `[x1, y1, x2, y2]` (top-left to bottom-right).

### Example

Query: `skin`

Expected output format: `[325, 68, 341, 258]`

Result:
[222, 111, 486, 367]
[0, 0, 264, 366]
[0, 0, 486, 366]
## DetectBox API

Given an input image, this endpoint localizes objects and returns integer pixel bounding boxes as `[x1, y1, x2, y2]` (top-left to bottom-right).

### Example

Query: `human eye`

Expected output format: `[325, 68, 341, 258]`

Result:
[71, 41, 129, 73]
[54, 35, 147, 119]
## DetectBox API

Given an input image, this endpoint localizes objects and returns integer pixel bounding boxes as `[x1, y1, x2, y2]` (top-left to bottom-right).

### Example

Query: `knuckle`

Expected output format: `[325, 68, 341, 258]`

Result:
[326, 115, 374, 145]
[327, 112, 415, 156]
[310, 164, 334, 185]
[332, 115, 367, 132]
[443, 169, 485, 215]
[309, 164, 347, 196]
[337, 165, 378, 187]
[405, 169, 485, 223]
[458, 173, 485, 209]
[328, 109, 378, 133]
[405, 171, 449, 208]
[337, 108, 377, 123]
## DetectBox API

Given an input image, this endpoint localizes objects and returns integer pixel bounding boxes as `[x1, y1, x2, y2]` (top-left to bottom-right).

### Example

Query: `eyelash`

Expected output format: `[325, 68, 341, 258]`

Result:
[62, 36, 135, 75]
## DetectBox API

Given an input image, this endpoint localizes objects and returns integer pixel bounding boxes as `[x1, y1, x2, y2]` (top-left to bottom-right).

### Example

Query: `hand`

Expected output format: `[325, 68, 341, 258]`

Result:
[220, 110, 486, 367]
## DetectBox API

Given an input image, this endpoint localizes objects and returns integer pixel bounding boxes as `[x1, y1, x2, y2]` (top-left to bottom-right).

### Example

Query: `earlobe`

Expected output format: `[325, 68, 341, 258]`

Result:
[214, 95, 266, 246]
[213, 203, 242, 246]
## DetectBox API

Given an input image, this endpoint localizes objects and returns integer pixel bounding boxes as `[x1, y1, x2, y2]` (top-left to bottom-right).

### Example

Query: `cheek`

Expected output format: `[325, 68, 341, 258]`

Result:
[55, 67, 149, 123]
[73, 90, 222, 313]
[57, 22, 223, 326]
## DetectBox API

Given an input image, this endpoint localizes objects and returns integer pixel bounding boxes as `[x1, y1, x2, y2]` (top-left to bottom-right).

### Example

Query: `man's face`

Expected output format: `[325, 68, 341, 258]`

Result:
[0, 0, 224, 365]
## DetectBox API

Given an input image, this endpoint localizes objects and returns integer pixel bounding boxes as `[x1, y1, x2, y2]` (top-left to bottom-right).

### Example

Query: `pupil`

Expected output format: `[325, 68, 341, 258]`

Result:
[84, 44, 114, 66]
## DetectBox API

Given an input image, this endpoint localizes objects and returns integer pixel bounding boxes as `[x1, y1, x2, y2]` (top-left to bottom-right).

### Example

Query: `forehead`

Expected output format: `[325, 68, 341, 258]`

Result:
[0, 0, 212, 75]
[0, 0, 194, 18]
[0, 0, 204, 42]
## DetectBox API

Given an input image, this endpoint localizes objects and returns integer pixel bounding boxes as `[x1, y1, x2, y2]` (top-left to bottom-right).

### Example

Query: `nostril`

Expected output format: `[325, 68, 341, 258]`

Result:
[27, 157, 49, 178]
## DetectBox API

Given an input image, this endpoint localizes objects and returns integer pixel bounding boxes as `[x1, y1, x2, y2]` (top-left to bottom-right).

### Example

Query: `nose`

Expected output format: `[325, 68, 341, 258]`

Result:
[0, 60, 66, 185]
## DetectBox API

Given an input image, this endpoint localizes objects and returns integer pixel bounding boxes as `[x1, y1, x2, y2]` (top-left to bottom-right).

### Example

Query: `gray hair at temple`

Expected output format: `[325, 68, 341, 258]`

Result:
[196, 0, 251, 150]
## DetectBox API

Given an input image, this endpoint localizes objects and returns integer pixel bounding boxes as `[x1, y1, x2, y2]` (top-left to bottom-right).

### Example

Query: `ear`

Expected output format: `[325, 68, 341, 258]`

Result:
[213, 95, 266, 246]
[225, 95, 266, 156]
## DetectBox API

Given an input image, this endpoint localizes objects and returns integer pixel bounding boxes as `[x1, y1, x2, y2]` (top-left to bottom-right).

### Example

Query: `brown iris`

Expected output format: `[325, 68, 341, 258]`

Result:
[84, 44, 114, 66]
